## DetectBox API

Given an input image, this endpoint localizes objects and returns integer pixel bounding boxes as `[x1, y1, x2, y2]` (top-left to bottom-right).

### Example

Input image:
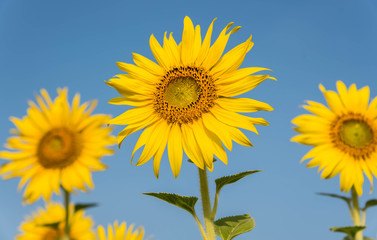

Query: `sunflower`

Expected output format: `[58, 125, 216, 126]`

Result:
[97, 221, 145, 240]
[0, 88, 116, 203]
[292, 81, 377, 195]
[17, 202, 95, 240]
[107, 16, 274, 178]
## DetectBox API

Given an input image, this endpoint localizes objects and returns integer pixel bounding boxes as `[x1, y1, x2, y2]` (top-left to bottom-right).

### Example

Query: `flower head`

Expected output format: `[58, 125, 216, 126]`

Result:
[0, 88, 116, 203]
[97, 221, 145, 240]
[17, 202, 95, 240]
[107, 16, 274, 178]
[292, 81, 377, 195]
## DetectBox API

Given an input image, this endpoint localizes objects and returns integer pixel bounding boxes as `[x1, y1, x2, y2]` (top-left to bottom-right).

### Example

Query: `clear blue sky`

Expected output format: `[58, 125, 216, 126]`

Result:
[1, 0, 377, 239]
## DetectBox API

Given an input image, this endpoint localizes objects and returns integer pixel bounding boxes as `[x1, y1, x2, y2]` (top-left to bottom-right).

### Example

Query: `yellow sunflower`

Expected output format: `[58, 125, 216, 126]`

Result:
[292, 81, 377, 195]
[17, 202, 95, 240]
[107, 16, 274, 178]
[0, 88, 116, 203]
[97, 221, 145, 240]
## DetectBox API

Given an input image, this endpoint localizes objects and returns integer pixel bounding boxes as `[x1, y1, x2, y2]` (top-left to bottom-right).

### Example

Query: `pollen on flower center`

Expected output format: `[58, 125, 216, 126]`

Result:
[340, 119, 373, 148]
[165, 76, 199, 108]
[153, 66, 217, 124]
[38, 128, 80, 169]
[332, 113, 377, 159]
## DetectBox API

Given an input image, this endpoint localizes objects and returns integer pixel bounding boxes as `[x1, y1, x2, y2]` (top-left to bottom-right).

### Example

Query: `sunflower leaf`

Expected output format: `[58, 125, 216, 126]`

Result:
[215, 170, 261, 193]
[362, 199, 377, 211]
[317, 193, 351, 205]
[330, 226, 366, 238]
[214, 214, 255, 240]
[143, 192, 198, 216]
[38, 221, 60, 230]
[74, 203, 98, 212]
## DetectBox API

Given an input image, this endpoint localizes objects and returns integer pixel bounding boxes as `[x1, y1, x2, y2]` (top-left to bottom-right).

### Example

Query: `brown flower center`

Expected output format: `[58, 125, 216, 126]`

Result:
[332, 113, 377, 159]
[38, 128, 80, 168]
[153, 66, 217, 124]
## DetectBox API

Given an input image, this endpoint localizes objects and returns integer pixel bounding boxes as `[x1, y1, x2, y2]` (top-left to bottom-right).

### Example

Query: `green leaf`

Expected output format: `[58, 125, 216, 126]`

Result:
[215, 170, 261, 193]
[38, 221, 60, 230]
[330, 226, 366, 238]
[214, 214, 255, 240]
[74, 203, 98, 212]
[143, 192, 198, 215]
[317, 193, 351, 205]
[363, 199, 377, 211]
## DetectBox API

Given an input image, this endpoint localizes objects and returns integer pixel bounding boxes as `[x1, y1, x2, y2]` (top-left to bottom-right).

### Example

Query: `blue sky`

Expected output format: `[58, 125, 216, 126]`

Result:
[0, 0, 377, 239]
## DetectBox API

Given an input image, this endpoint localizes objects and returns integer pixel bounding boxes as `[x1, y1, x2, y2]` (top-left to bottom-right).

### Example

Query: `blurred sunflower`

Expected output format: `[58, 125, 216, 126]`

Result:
[0, 88, 116, 203]
[97, 221, 145, 240]
[292, 81, 377, 195]
[17, 202, 95, 240]
[107, 16, 274, 178]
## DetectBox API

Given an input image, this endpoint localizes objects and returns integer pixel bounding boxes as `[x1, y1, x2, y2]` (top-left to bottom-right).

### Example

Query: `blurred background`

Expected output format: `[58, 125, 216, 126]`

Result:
[0, 0, 376, 239]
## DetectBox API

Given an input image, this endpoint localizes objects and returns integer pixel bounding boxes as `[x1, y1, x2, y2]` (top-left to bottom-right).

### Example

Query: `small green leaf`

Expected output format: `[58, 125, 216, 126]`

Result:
[215, 170, 261, 193]
[74, 203, 98, 212]
[363, 199, 377, 211]
[318, 193, 351, 205]
[214, 214, 255, 240]
[363, 237, 375, 240]
[38, 221, 60, 230]
[330, 226, 366, 238]
[143, 192, 198, 215]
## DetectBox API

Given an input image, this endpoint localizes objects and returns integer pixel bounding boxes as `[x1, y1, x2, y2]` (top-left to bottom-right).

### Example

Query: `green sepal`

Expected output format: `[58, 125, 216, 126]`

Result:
[317, 193, 351, 205]
[188, 158, 217, 164]
[143, 192, 198, 216]
[214, 214, 255, 240]
[215, 170, 261, 193]
[330, 226, 366, 238]
[74, 203, 98, 212]
[362, 199, 377, 211]
[38, 221, 60, 230]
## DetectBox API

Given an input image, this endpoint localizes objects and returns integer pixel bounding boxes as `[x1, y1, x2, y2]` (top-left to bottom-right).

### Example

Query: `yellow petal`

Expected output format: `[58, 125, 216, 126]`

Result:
[211, 35, 253, 77]
[116, 62, 160, 84]
[202, 22, 241, 69]
[108, 106, 155, 125]
[217, 75, 272, 97]
[153, 121, 170, 178]
[132, 53, 165, 76]
[181, 124, 205, 169]
[202, 113, 232, 150]
[180, 16, 195, 65]
[149, 34, 171, 69]
[216, 98, 273, 113]
[167, 124, 183, 178]
[196, 18, 216, 65]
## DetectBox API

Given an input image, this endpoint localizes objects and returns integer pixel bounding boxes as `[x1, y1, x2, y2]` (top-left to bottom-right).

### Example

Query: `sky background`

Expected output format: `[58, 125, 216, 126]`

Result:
[0, 0, 377, 239]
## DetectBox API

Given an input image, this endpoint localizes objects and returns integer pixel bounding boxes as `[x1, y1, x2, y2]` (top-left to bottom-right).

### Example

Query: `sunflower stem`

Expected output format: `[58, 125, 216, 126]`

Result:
[211, 191, 220, 220]
[198, 168, 216, 240]
[350, 187, 363, 240]
[63, 188, 70, 239]
[193, 213, 209, 240]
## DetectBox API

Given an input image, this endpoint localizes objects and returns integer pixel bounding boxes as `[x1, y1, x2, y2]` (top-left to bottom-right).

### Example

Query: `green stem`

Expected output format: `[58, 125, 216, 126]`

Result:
[63, 188, 70, 239]
[211, 190, 220, 220]
[198, 168, 216, 240]
[351, 187, 363, 240]
[193, 213, 209, 240]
